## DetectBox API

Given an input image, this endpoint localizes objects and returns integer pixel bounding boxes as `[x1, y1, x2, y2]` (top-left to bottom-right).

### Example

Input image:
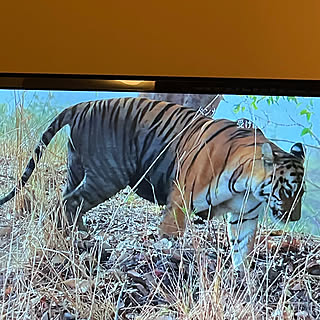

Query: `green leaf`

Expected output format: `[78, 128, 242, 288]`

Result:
[300, 109, 312, 121]
[310, 99, 314, 106]
[257, 97, 265, 103]
[234, 104, 241, 113]
[307, 112, 311, 121]
[287, 96, 299, 104]
[252, 102, 258, 110]
[301, 127, 311, 136]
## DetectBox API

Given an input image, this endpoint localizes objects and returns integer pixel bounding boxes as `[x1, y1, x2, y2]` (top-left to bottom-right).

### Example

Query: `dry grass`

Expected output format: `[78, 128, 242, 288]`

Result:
[0, 102, 319, 319]
[0, 158, 319, 319]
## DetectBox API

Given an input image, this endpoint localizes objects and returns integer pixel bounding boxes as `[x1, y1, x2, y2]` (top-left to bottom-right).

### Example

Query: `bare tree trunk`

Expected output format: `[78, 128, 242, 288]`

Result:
[139, 93, 223, 117]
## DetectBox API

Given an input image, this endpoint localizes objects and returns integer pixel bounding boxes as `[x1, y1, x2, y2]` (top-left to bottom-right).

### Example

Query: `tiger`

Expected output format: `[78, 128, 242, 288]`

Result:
[0, 97, 305, 271]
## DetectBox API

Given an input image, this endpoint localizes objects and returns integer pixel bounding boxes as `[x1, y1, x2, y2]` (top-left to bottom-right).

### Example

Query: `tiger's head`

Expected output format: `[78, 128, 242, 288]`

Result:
[253, 142, 305, 223]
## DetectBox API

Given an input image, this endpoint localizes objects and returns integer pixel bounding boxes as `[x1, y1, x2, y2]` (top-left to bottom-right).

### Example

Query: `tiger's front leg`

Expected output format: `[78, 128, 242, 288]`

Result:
[227, 211, 259, 272]
[159, 184, 188, 237]
[159, 205, 186, 237]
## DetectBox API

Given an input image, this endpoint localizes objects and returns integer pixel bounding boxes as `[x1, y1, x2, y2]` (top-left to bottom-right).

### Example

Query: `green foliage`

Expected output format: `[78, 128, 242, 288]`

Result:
[300, 109, 312, 121]
[286, 96, 299, 104]
[233, 95, 317, 140]
[266, 96, 280, 105]
[301, 127, 312, 136]
[298, 104, 314, 138]
[233, 104, 245, 114]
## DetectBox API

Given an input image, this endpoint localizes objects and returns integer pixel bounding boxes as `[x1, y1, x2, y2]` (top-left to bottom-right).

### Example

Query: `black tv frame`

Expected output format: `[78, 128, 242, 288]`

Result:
[1, 73, 320, 97]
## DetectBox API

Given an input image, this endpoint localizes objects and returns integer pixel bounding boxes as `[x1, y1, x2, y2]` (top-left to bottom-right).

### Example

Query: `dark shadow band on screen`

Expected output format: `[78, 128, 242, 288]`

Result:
[1, 73, 320, 97]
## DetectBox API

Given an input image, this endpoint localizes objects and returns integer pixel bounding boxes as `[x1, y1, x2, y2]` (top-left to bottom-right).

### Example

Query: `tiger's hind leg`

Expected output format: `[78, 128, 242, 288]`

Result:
[64, 141, 85, 197]
[62, 178, 89, 231]
[63, 171, 124, 231]
[58, 142, 86, 230]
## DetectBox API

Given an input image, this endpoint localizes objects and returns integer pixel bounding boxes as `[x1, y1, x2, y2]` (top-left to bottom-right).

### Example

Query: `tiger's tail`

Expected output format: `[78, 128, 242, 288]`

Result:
[0, 106, 76, 206]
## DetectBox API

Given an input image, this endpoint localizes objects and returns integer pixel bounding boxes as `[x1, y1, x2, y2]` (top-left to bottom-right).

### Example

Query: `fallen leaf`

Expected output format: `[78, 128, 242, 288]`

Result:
[290, 281, 304, 291]
[5, 286, 12, 296]
[127, 270, 146, 286]
[0, 226, 12, 237]
[306, 260, 320, 275]
[295, 310, 310, 318]
[62, 279, 92, 293]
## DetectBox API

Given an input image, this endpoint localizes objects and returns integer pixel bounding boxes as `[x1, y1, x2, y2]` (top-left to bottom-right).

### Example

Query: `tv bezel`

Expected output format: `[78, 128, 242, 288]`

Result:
[1, 73, 320, 97]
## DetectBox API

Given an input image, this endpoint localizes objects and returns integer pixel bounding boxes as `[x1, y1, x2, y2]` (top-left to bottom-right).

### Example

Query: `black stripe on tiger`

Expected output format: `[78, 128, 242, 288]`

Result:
[184, 123, 236, 181]
[228, 203, 262, 225]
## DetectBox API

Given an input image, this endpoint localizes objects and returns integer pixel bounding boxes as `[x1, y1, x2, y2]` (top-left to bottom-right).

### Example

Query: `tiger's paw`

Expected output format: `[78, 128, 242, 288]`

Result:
[159, 211, 186, 238]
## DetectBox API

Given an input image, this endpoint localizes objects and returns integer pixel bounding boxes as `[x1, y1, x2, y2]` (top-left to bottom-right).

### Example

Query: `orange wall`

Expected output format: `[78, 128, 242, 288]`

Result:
[0, 1, 319, 80]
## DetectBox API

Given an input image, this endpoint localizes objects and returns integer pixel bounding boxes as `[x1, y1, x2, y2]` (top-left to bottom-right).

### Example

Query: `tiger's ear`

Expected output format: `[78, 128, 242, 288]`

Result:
[261, 143, 273, 163]
[290, 142, 305, 161]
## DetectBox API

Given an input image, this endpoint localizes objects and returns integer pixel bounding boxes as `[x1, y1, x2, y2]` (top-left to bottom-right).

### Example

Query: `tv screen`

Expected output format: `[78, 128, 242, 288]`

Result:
[0, 87, 318, 319]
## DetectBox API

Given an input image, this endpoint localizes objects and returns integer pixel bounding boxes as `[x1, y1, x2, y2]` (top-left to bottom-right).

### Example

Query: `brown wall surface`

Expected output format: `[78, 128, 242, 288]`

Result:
[0, 1, 319, 80]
